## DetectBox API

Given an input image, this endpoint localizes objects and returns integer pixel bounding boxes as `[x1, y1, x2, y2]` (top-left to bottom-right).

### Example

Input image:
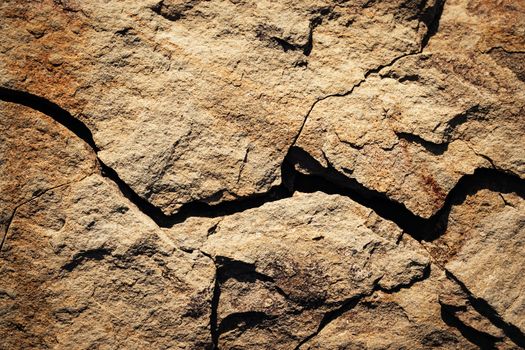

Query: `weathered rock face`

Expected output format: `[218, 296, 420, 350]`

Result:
[295, 0, 525, 218]
[300, 268, 475, 350]
[1, 0, 524, 349]
[0, 174, 215, 349]
[428, 189, 525, 337]
[0, 0, 444, 214]
[0, 101, 96, 231]
[200, 192, 431, 349]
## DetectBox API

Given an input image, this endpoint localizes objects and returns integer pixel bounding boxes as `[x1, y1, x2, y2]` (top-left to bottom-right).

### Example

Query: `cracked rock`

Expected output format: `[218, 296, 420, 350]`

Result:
[300, 267, 475, 350]
[186, 192, 431, 348]
[0, 174, 215, 349]
[1, 0, 442, 214]
[1, 0, 524, 348]
[0, 101, 96, 236]
[294, 0, 525, 218]
[427, 189, 525, 339]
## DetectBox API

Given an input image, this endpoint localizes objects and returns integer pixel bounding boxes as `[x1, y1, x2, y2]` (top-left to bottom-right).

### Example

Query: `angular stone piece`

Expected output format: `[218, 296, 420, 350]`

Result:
[195, 192, 430, 348]
[0, 0, 442, 214]
[0, 175, 215, 349]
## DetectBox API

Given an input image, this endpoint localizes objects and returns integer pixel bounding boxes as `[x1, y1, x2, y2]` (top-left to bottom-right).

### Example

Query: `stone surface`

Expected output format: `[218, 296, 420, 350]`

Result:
[300, 268, 474, 350]
[294, 0, 525, 218]
[1, 0, 443, 214]
[0, 174, 215, 350]
[427, 189, 525, 336]
[196, 192, 431, 349]
[1, 0, 524, 348]
[0, 101, 96, 237]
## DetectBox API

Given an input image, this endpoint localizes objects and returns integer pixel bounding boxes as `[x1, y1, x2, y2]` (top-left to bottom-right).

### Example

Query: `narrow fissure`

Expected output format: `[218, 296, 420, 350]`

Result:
[439, 303, 500, 349]
[210, 266, 221, 350]
[293, 294, 363, 350]
[0, 178, 91, 252]
[1, 88, 524, 243]
[290, 44, 432, 150]
[0, 208, 17, 252]
[445, 271, 525, 348]
[289, 147, 525, 242]
[293, 266, 432, 349]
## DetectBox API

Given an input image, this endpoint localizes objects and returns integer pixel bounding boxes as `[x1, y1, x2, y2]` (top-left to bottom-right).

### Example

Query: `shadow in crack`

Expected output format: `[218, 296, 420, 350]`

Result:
[287, 146, 525, 242]
[2, 87, 524, 244]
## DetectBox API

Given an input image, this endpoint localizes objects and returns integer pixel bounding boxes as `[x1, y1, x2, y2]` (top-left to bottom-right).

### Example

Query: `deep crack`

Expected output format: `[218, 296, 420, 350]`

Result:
[288, 146, 525, 242]
[445, 270, 525, 348]
[1, 87, 523, 245]
[420, 0, 446, 50]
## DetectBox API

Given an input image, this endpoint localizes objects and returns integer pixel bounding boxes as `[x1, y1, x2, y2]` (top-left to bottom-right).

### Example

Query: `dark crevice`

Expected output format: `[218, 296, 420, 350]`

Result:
[420, 0, 446, 50]
[0, 87, 99, 151]
[445, 271, 525, 348]
[218, 312, 276, 335]
[287, 146, 525, 243]
[440, 303, 500, 349]
[210, 264, 221, 350]
[395, 131, 448, 155]
[2, 87, 524, 245]
[0, 208, 17, 252]
[288, 147, 427, 234]
[101, 152, 293, 228]
[61, 248, 112, 272]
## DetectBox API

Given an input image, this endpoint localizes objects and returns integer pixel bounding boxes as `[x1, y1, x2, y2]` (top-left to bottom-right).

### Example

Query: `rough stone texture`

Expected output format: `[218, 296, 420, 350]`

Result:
[199, 192, 430, 349]
[300, 268, 475, 350]
[0, 101, 96, 245]
[0, 0, 444, 214]
[427, 189, 525, 336]
[295, 0, 525, 218]
[0, 174, 215, 350]
[1, 0, 525, 349]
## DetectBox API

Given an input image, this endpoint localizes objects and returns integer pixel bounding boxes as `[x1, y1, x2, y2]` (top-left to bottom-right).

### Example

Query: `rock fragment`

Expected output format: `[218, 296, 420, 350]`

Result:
[0, 175, 215, 349]
[427, 189, 525, 341]
[186, 192, 431, 348]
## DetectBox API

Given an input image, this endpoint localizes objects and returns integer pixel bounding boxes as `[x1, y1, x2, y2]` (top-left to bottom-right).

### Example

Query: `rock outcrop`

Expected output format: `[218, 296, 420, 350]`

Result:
[1, 0, 524, 349]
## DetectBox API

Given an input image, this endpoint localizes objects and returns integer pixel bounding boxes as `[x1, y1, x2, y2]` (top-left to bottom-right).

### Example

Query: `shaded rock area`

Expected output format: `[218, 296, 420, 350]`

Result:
[1, 0, 524, 349]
